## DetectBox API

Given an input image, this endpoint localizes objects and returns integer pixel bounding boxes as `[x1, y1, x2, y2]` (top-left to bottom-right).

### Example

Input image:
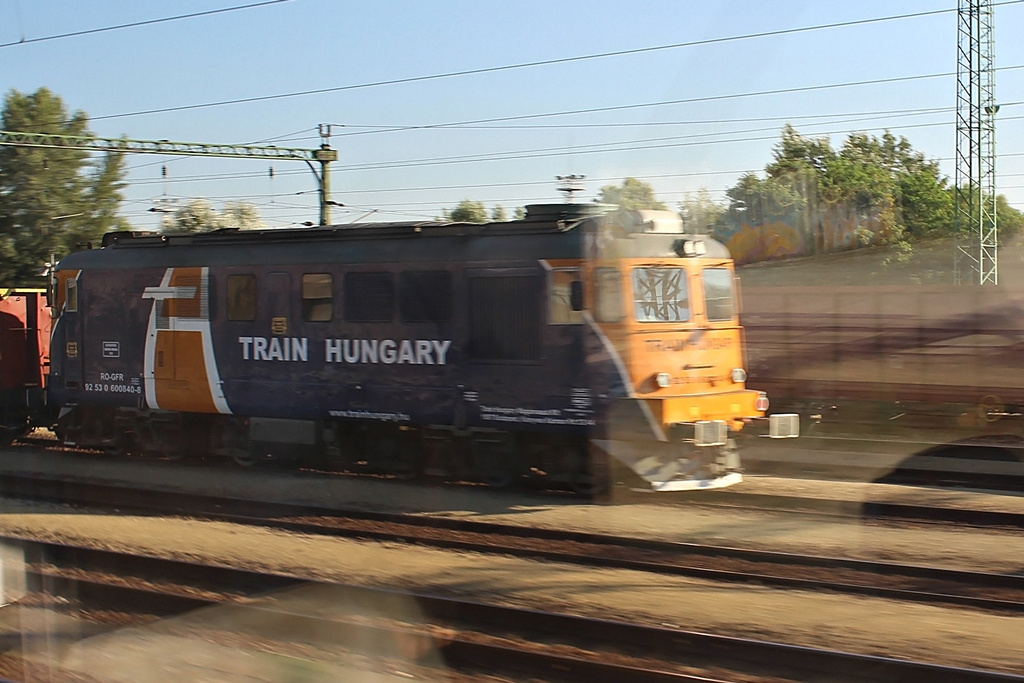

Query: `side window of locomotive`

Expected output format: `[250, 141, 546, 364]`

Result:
[548, 267, 583, 325]
[468, 275, 541, 361]
[632, 267, 690, 323]
[64, 278, 78, 312]
[400, 271, 452, 323]
[226, 274, 257, 322]
[302, 273, 333, 322]
[703, 267, 736, 322]
[593, 267, 624, 323]
[345, 272, 394, 323]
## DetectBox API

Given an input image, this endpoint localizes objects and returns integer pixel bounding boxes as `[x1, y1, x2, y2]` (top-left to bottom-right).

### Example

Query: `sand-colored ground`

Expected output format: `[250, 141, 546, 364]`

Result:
[1, 448, 1023, 679]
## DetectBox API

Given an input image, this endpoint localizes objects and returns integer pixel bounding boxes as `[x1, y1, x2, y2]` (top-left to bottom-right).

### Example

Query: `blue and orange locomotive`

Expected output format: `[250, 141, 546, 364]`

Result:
[48, 203, 797, 492]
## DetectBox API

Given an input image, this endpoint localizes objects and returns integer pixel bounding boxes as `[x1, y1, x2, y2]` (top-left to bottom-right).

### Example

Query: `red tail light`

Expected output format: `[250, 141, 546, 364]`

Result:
[755, 392, 770, 412]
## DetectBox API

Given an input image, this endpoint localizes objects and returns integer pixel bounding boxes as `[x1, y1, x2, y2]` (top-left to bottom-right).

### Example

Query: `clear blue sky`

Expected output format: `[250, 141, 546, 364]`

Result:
[2, 0, 1022, 229]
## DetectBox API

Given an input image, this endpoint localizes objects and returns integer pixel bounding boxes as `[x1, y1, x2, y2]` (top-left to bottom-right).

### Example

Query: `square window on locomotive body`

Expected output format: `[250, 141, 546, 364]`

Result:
[345, 272, 394, 322]
[594, 268, 623, 323]
[703, 267, 736, 322]
[468, 275, 541, 361]
[226, 274, 257, 321]
[549, 268, 583, 324]
[65, 278, 78, 312]
[400, 270, 452, 323]
[633, 267, 689, 323]
[302, 273, 333, 322]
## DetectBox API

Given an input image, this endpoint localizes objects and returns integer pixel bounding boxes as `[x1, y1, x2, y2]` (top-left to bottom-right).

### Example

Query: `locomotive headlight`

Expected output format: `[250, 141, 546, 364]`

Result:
[655, 372, 672, 388]
[730, 367, 747, 383]
[674, 239, 709, 258]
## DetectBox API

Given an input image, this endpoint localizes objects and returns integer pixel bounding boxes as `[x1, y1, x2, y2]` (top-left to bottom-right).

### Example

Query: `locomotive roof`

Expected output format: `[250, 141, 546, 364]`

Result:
[57, 204, 732, 269]
[101, 203, 617, 249]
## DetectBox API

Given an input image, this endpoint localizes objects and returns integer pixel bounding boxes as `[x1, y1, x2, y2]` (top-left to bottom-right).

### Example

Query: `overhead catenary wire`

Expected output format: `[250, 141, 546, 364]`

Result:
[72, 2, 1024, 125]
[0, 1, 292, 50]
[115, 106, 1022, 188]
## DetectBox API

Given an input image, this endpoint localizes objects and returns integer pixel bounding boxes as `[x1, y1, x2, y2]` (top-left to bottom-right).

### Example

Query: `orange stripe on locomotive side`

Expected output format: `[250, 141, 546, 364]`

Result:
[153, 330, 219, 413]
[164, 268, 203, 318]
[144, 266, 229, 415]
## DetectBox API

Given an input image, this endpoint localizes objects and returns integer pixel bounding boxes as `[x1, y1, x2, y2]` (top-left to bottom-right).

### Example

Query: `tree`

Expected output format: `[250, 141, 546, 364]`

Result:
[491, 204, 507, 222]
[678, 188, 724, 234]
[996, 194, 1024, 237]
[723, 173, 804, 225]
[598, 177, 667, 210]
[766, 124, 834, 178]
[447, 199, 488, 223]
[164, 199, 266, 233]
[0, 88, 128, 285]
[219, 201, 266, 230]
[726, 126, 956, 259]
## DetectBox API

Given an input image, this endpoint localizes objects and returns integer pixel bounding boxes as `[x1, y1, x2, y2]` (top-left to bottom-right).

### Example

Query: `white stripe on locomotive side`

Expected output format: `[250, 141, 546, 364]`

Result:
[582, 311, 668, 442]
[141, 269, 172, 410]
[141, 267, 232, 415]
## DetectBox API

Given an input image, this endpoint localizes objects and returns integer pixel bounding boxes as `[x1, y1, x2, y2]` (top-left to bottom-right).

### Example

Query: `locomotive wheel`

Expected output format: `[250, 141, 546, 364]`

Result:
[563, 442, 608, 497]
[389, 447, 419, 480]
[216, 418, 255, 467]
[370, 430, 417, 480]
[231, 448, 258, 467]
[471, 434, 516, 488]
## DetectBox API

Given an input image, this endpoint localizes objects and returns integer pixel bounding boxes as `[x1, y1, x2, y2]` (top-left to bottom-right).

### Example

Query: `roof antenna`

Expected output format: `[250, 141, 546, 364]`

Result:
[556, 174, 586, 203]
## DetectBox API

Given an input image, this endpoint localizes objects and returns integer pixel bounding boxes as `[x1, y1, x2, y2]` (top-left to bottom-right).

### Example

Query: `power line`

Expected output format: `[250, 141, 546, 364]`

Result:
[331, 65, 1024, 136]
[337, 106, 956, 133]
[331, 114, 1024, 173]
[0, 1, 292, 49]
[112, 103, 1020, 188]
[82, 3, 1024, 124]
[124, 106, 957, 176]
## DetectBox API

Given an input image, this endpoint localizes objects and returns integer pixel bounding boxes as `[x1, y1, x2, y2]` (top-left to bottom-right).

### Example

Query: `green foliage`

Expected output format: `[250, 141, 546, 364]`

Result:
[446, 199, 488, 223]
[897, 165, 952, 238]
[678, 188, 725, 234]
[997, 195, 1024, 237]
[598, 177, 666, 210]
[164, 199, 266, 233]
[0, 88, 127, 286]
[766, 124, 834, 177]
[953, 188, 1024, 240]
[490, 204, 507, 222]
[727, 125, 956, 259]
[724, 173, 805, 225]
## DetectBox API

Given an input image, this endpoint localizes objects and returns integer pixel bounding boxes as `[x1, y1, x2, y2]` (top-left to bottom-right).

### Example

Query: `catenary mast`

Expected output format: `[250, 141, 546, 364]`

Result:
[953, 0, 999, 285]
[0, 125, 339, 225]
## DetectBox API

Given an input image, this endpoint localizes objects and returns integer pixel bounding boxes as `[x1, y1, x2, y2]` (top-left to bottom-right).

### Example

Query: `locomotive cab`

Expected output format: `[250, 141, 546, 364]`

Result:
[583, 210, 799, 490]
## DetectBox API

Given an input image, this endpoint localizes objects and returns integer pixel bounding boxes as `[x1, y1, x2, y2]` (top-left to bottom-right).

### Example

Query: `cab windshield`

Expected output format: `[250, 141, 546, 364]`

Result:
[703, 268, 736, 322]
[632, 267, 690, 322]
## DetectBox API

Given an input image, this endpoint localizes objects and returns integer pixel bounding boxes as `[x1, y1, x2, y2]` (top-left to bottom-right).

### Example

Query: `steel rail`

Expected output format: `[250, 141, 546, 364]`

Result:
[3, 473, 1023, 614]
[10, 538, 1024, 683]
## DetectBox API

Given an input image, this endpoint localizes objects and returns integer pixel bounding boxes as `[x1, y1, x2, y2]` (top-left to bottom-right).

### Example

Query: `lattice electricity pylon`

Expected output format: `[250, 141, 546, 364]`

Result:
[953, 0, 999, 285]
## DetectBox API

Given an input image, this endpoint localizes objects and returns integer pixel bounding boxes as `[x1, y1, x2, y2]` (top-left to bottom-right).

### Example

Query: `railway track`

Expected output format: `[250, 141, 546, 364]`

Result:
[3, 472, 1024, 616]
[3, 538, 1022, 683]
[9, 433, 1024, 528]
